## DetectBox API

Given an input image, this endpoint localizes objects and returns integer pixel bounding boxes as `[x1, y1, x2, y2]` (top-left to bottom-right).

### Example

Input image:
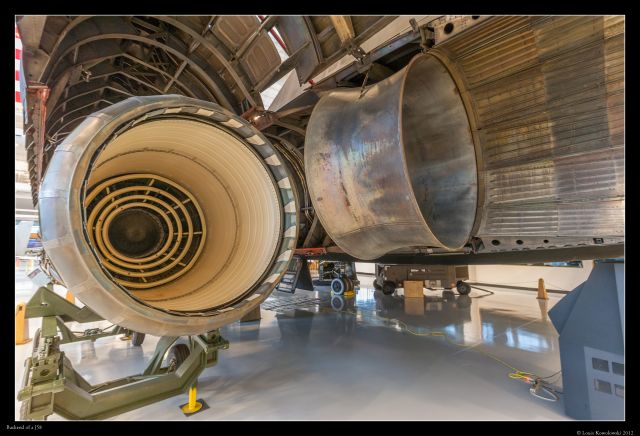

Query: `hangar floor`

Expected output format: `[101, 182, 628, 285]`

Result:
[15, 265, 568, 420]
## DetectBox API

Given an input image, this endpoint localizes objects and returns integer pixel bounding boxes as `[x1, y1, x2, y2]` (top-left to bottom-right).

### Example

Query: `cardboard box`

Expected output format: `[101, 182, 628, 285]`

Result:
[403, 280, 425, 298]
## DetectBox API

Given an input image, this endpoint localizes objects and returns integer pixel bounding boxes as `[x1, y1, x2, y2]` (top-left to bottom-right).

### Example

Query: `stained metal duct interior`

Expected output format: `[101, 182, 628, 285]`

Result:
[39, 95, 298, 336]
[305, 54, 478, 260]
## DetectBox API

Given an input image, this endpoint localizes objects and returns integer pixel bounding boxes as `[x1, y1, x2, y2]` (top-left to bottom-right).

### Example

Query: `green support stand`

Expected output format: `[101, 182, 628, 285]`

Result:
[17, 287, 229, 420]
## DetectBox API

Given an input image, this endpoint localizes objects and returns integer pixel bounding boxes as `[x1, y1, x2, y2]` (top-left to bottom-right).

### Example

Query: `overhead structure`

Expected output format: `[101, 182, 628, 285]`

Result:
[17, 15, 395, 205]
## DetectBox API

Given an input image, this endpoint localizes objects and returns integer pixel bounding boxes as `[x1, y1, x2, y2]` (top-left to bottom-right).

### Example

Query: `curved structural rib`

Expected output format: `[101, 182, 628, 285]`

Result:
[39, 95, 298, 336]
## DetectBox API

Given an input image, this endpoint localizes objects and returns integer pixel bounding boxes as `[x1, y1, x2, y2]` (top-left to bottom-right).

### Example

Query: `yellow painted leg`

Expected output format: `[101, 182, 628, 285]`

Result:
[15, 302, 31, 345]
[181, 386, 203, 414]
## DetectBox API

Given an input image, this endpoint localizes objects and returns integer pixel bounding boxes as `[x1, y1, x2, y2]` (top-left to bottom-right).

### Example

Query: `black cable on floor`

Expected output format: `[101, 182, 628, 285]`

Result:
[470, 285, 495, 298]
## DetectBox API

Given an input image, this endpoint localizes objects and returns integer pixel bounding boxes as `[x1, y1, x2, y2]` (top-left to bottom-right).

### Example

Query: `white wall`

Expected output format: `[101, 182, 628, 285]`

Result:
[15, 220, 32, 256]
[355, 262, 376, 275]
[468, 261, 595, 292]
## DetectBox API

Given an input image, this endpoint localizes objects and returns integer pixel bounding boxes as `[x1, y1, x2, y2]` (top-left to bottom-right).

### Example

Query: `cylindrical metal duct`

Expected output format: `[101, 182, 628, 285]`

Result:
[39, 95, 298, 336]
[305, 54, 478, 260]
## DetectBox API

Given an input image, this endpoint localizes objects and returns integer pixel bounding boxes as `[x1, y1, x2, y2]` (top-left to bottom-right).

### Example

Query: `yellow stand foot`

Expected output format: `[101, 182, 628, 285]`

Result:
[180, 386, 208, 416]
[65, 291, 75, 305]
[181, 401, 203, 414]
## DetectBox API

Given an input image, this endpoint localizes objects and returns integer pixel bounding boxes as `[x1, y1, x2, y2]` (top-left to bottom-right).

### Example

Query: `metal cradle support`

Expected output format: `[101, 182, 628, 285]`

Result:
[17, 287, 229, 420]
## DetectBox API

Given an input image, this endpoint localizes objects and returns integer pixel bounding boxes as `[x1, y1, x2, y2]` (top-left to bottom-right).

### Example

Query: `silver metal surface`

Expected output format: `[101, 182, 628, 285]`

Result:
[38, 95, 298, 337]
[305, 54, 477, 260]
[432, 15, 625, 252]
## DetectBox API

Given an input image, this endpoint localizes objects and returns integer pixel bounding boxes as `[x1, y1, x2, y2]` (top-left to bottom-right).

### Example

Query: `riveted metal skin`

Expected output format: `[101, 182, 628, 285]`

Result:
[39, 95, 298, 336]
[429, 15, 625, 253]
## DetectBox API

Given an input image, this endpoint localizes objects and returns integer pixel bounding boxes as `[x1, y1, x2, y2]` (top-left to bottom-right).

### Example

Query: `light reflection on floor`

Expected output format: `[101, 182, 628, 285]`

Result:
[15, 270, 568, 420]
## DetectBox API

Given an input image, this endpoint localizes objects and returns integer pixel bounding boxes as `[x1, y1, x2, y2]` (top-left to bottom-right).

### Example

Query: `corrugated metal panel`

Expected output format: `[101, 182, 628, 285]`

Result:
[436, 16, 624, 250]
[486, 147, 624, 205]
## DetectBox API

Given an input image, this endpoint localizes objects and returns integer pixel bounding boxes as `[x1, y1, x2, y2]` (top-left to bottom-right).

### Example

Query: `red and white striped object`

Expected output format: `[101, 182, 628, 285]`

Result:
[15, 25, 22, 104]
[15, 24, 24, 136]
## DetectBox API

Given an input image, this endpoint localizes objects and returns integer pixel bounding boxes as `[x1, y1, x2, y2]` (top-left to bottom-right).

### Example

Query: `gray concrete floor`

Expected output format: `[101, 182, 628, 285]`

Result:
[15, 264, 568, 420]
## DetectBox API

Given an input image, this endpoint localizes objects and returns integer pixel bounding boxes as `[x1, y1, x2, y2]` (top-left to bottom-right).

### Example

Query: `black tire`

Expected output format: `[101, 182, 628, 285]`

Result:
[166, 343, 190, 372]
[456, 280, 471, 295]
[344, 277, 354, 292]
[382, 280, 396, 295]
[331, 277, 346, 295]
[131, 331, 145, 346]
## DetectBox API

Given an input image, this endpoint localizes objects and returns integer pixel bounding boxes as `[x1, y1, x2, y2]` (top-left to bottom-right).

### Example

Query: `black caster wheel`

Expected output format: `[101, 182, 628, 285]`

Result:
[166, 344, 190, 372]
[382, 280, 396, 295]
[344, 277, 354, 292]
[331, 277, 346, 295]
[456, 280, 471, 295]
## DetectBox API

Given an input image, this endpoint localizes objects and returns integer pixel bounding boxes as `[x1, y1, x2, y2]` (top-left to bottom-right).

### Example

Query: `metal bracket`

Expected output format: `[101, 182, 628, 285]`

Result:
[410, 18, 435, 53]
[347, 41, 367, 64]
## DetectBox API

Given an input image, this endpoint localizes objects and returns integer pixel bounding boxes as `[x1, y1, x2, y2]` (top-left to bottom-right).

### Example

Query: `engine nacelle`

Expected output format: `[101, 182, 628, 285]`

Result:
[39, 95, 298, 336]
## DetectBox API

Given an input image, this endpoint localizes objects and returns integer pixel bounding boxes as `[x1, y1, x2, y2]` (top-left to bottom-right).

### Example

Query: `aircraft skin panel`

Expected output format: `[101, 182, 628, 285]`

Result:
[430, 16, 624, 253]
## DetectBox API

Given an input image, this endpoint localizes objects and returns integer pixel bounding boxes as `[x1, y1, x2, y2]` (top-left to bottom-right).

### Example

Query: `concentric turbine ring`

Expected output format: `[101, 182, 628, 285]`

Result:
[84, 174, 206, 289]
[38, 95, 298, 336]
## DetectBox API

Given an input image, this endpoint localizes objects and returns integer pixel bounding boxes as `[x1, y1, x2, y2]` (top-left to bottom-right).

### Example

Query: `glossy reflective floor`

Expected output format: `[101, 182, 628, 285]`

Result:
[15, 267, 569, 420]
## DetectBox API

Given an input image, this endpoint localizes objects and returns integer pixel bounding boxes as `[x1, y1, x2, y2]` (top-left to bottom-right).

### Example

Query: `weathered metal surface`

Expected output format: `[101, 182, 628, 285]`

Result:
[305, 54, 477, 260]
[431, 15, 624, 252]
[306, 16, 624, 259]
[19, 15, 400, 203]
